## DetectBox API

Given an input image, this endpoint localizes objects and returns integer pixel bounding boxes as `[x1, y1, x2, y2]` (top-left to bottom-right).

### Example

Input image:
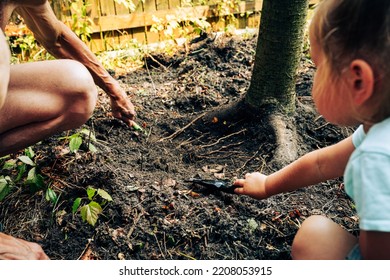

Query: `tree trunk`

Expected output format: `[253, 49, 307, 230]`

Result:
[245, 0, 309, 115]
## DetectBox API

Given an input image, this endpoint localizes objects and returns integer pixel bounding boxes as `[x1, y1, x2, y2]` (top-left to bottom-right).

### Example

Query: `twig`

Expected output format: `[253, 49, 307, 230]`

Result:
[236, 145, 263, 172]
[144, 57, 158, 95]
[145, 53, 168, 70]
[153, 233, 165, 259]
[77, 238, 94, 260]
[158, 112, 206, 142]
[127, 209, 144, 239]
[315, 122, 330, 130]
[200, 128, 246, 149]
[199, 141, 245, 156]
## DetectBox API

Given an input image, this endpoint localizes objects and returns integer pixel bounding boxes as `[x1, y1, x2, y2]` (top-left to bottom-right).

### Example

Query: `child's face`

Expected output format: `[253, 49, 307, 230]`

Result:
[309, 33, 358, 126]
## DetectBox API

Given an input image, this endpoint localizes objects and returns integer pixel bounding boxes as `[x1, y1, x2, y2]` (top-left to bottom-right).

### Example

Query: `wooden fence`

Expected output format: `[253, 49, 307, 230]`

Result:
[51, 0, 318, 52]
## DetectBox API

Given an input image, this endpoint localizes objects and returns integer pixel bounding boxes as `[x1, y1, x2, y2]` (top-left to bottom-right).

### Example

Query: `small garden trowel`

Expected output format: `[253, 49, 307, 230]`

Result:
[185, 178, 237, 194]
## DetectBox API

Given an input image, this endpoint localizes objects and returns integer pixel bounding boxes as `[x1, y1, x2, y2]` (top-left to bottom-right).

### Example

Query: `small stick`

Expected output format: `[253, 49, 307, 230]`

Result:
[200, 129, 246, 149]
[159, 112, 206, 142]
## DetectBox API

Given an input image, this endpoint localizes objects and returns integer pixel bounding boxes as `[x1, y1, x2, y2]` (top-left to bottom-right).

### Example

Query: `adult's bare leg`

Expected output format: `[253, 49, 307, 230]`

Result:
[0, 59, 98, 156]
[291, 215, 358, 260]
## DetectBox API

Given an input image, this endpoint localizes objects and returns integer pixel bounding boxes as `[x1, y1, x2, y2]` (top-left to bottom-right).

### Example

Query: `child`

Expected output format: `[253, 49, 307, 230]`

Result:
[234, 0, 390, 260]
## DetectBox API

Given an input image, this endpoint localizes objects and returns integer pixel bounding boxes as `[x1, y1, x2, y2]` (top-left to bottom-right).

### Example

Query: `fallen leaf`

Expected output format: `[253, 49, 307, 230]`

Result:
[190, 191, 200, 198]
[118, 253, 126, 260]
[126, 185, 139, 192]
[213, 173, 225, 179]
[162, 178, 177, 188]
[202, 165, 225, 173]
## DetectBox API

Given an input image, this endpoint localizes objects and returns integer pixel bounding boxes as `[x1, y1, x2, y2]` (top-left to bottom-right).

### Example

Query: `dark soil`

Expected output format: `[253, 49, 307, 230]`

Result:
[0, 32, 359, 260]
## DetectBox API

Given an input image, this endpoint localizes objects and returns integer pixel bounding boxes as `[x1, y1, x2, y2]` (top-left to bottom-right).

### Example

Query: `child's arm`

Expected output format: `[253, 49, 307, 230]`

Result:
[234, 136, 355, 200]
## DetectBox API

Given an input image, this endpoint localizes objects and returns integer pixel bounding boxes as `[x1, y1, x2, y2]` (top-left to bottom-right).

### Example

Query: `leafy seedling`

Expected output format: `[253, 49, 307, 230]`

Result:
[72, 186, 113, 226]
[59, 128, 98, 154]
[131, 121, 147, 135]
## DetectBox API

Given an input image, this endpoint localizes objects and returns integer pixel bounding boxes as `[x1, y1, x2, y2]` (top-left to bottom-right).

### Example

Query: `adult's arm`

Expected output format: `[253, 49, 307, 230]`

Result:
[15, 2, 136, 126]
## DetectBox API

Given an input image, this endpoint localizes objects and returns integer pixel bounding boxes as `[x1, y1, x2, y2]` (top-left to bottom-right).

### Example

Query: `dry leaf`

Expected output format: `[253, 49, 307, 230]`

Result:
[162, 178, 177, 188]
[213, 172, 225, 179]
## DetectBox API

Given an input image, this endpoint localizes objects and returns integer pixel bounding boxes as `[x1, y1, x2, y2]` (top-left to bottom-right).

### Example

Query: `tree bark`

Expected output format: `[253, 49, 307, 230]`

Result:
[245, 0, 309, 115]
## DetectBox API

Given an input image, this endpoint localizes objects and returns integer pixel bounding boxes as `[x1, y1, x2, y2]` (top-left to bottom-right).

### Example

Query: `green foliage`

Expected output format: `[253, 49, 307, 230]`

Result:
[0, 176, 13, 201]
[114, 0, 138, 12]
[151, 12, 211, 42]
[69, 0, 93, 43]
[0, 147, 47, 201]
[59, 128, 98, 154]
[150, 0, 211, 42]
[45, 187, 59, 205]
[72, 186, 113, 226]
[215, 0, 241, 28]
[7, 24, 52, 63]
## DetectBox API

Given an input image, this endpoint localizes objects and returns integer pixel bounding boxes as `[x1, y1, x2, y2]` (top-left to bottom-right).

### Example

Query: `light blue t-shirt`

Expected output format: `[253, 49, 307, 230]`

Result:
[344, 118, 390, 232]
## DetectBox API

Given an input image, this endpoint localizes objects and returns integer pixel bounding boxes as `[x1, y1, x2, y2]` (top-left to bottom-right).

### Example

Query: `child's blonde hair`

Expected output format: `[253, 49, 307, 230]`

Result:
[310, 0, 390, 122]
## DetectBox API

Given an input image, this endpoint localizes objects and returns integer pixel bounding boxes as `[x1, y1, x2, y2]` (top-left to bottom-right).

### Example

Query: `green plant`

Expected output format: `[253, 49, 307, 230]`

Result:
[68, 0, 93, 44]
[7, 24, 52, 63]
[0, 175, 13, 201]
[215, 0, 241, 27]
[97, 37, 146, 73]
[114, 0, 137, 12]
[72, 186, 113, 226]
[0, 147, 47, 201]
[150, 0, 211, 44]
[59, 128, 98, 154]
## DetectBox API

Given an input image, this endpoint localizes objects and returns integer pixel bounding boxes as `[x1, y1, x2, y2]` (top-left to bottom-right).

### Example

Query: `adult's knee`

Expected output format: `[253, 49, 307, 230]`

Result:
[61, 60, 98, 125]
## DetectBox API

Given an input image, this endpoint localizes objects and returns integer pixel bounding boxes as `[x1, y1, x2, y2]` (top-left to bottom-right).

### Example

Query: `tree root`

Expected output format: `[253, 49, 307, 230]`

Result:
[203, 98, 299, 170]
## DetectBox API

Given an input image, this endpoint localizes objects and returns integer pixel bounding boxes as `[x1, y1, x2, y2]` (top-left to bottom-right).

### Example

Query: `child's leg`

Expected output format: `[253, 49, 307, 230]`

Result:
[291, 215, 358, 259]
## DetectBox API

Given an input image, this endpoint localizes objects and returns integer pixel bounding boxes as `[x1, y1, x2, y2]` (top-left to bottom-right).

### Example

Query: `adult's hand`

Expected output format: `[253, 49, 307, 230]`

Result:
[0, 232, 49, 260]
[109, 90, 137, 127]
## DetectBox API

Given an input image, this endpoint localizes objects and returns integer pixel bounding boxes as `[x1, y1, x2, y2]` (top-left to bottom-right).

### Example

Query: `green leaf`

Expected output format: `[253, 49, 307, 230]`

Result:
[3, 159, 17, 170]
[97, 189, 113, 202]
[18, 155, 36, 166]
[88, 143, 98, 154]
[26, 167, 45, 192]
[72, 197, 82, 213]
[25, 147, 35, 158]
[80, 128, 96, 142]
[86, 186, 97, 201]
[26, 167, 37, 182]
[69, 136, 82, 153]
[0, 178, 11, 201]
[80, 201, 102, 226]
[132, 122, 143, 131]
[15, 163, 26, 182]
[45, 188, 58, 204]
[247, 218, 258, 234]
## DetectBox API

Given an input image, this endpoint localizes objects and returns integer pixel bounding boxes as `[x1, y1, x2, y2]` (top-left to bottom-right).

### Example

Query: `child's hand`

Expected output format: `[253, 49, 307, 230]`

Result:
[233, 172, 269, 200]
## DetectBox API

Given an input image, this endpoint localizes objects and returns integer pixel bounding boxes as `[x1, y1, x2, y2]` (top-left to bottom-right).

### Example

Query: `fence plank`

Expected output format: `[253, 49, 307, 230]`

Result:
[115, 2, 131, 15]
[91, 1, 262, 32]
[99, 0, 116, 16]
[51, 0, 319, 52]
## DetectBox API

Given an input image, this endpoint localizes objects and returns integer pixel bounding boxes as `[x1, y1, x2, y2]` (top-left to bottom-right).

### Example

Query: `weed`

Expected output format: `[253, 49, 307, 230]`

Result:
[0, 147, 47, 201]
[58, 128, 98, 154]
[72, 186, 113, 226]
[68, 0, 93, 43]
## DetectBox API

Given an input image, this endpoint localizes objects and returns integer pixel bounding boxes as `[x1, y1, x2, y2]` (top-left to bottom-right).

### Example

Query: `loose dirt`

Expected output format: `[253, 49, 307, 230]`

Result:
[0, 32, 359, 260]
